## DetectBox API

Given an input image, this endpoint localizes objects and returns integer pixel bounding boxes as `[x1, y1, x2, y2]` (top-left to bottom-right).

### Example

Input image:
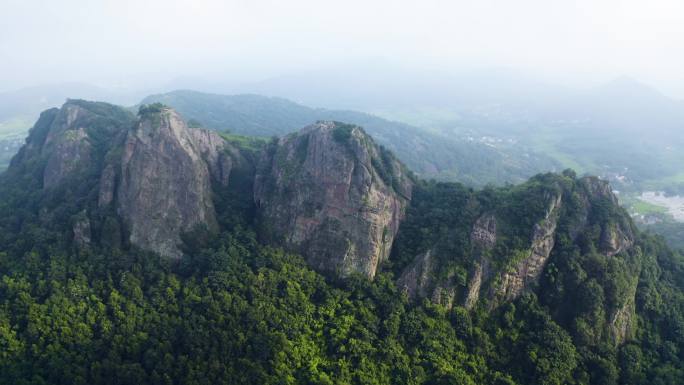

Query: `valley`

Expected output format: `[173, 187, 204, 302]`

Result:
[624, 191, 684, 250]
[637, 192, 684, 222]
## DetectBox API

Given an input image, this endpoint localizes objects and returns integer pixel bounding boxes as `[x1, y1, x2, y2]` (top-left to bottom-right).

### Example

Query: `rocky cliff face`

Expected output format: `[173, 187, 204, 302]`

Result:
[398, 213, 497, 309]
[11, 101, 240, 260]
[397, 249, 437, 301]
[573, 177, 635, 256]
[108, 107, 236, 259]
[609, 278, 638, 344]
[492, 193, 562, 305]
[13, 103, 413, 269]
[397, 174, 637, 319]
[10, 100, 134, 188]
[254, 121, 412, 278]
[464, 214, 496, 309]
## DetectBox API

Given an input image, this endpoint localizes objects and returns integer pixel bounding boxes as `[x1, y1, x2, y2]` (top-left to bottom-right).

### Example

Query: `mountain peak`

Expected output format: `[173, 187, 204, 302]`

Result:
[114, 104, 235, 258]
[254, 120, 413, 278]
[595, 75, 668, 101]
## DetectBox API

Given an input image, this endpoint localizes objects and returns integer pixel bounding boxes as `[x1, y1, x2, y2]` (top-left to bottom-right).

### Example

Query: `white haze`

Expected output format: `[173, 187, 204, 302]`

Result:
[2, 0, 684, 99]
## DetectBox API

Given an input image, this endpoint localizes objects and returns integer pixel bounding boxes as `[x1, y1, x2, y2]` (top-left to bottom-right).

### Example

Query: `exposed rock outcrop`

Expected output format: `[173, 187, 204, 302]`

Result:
[11, 100, 134, 189]
[494, 193, 562, 304]
[98, 164, 117, 208]
[72, 210, 92, 248]
[12, 102, 240, 259]
[397, 249, 436, 300]
[610, 295, 637, 345]
[464, 214, 496, 309]
[398, 213, 498, 309]
[43, 126, 92, 188]
[578, 177, 635, 257]
[113, 107, 234, 259]
[397, 174, 638, 318]
[254, 121, 412, 278]
[187, 128, 237, 187]
[397, 248, 464, 309]
[601, 223, 634, 257]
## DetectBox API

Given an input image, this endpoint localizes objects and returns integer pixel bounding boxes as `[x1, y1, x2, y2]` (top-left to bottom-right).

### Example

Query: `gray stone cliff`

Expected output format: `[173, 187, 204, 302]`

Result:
[254, 121, 412, 278]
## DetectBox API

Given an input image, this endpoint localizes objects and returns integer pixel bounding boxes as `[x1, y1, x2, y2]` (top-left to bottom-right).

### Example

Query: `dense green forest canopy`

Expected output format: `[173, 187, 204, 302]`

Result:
[0, 178, 682, 385]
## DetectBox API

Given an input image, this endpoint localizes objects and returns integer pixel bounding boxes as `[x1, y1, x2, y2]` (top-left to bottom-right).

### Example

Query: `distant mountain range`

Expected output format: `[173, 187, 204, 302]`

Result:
[240, 70, 683, 193]
[0, 82, 146, 122]
[3, 72, 684, 193]
[141, 90, 559, 186]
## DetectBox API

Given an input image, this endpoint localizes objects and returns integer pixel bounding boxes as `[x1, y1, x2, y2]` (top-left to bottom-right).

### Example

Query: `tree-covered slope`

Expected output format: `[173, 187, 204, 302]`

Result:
[0, 100, 683, 385]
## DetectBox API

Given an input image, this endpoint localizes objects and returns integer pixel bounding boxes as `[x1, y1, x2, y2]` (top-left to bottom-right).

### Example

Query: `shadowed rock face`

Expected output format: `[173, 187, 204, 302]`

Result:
[10, 108, 60, 167]
[112, 108, 233, 259]
[43, 125, 91, 188]
[493, 193, 563, 304]
[398, 214, 497, 309]
[397, 249, 437, 301]
[11, 101, 134, 189]
[609, 278, 639, 344]
[396, 191, 564, 311]
[398, 175, 637, 326]
[567, 177, 635, 256]
[254, 121, 412, 278]
[28, 104, 93, 188]
[12, 101, 241, 260]
[72, 210, 92, 248]
[464, 214, 496, 309]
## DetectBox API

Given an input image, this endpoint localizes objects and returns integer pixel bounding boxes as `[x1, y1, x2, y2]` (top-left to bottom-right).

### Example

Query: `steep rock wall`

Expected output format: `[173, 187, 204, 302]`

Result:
[254, 121, 412, 278]
[113, 108, 232, 259]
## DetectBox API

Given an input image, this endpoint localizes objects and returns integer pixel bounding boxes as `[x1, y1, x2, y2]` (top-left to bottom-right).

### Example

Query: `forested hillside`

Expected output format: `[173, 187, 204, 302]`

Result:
[0, 100, 683, 385]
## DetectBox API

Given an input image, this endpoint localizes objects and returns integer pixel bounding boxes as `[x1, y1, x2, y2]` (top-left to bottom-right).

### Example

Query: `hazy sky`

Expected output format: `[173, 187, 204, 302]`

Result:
[2, 0, 684, 97]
